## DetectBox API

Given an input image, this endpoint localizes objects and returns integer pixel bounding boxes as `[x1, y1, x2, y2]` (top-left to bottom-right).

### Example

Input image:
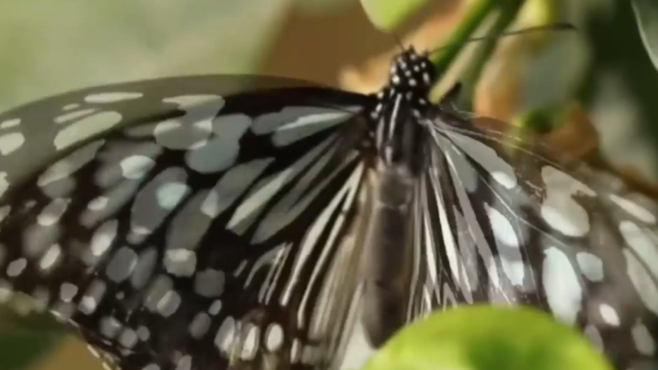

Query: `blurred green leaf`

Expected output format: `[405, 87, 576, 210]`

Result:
[0, 297, 68, 370]
[631, 0, 658, 74]
[359, 0, 429, 31]
[0, 0, 291, 111]
[0, 332, 59, 370]
[361, 305, 613, 370]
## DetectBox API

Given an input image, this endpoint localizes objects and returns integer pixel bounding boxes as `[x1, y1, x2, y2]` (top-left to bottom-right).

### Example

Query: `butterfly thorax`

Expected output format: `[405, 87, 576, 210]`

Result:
[370, 48, 436, 176]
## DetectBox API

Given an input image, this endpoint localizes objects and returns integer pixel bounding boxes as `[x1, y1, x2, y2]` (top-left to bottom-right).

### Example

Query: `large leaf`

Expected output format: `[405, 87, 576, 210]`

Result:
[360, 305, 613, 370]
[632, 0, 658, 74]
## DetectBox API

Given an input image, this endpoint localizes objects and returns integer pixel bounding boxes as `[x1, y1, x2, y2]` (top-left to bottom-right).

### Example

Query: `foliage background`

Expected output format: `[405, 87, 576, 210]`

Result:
[0, 0, 656, 369]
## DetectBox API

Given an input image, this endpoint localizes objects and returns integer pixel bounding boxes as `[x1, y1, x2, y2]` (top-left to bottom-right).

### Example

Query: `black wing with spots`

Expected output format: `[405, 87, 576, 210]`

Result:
[0, 76, 374, 370]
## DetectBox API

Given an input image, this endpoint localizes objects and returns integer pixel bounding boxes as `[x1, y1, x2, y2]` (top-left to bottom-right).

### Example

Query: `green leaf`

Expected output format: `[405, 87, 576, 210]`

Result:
[0, 296, 67, 370]
[0, 332, 59, 370]
[359, 0, 429, 31]
[631, 0, 658, 74]
[361, 305, 614, 370]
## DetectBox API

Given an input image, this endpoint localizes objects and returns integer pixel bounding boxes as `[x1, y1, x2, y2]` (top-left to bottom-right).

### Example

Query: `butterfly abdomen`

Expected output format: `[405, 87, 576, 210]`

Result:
[360, 165, 417, 347]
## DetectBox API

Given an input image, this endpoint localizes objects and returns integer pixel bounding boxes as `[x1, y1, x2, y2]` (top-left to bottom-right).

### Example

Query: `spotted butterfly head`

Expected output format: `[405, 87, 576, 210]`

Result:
[387, 48, 435, 94]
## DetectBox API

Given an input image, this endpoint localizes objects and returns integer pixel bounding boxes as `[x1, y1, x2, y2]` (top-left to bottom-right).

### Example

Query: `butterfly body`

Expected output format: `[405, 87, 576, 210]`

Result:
[0, 49, 656, 370]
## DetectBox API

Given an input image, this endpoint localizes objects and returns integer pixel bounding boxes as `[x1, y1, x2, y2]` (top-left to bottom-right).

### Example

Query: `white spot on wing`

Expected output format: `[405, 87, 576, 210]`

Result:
[120, 155, 156, 180]
[86, 220, 118, 265]
[631, 322, 656, 355]
[79, 279, 106, 315]
[186, 114, 251, 173]
[0, 132, 25, 155]
[499, 257, 527, 289]
[194, 269, 225, 298]
[623, 249, 658, 316]
[85, 92, 143, 103]
[208, 300, 222, 315]
[0, 172, 8, 198]
[0, 281, 13, 303]
[610, 194, 657, 224]
[543, 246, 582, 324]
[442, 130, 517, 189]
[118, 328, 138, 349]
[164, 249, 197, 277]
[60, 282, 79, 303]
[131, 248, 158, 289]
[598, 303, 620, 326]
[88, 196, 109, 211]
[144, 275, 173, 312]
[265, 323, 284, 351]
[130, 168, 187, 242]
[175, 355, 192, 370]
[486, 205, 519, 247]
[0, 205, 9, 223]
[240, 324, 259, 360]
[189, 312, 211, 339]
[272, 111, 351, 147]
[214, 317, 236, 353]
[540, 166, 595, 237]
[54, 108, 97, 124]
[0, 118, 20, 129]
[105, 246, 138, 283]
[100, 316, 122, 338]
[444, 143, 478, 192]
[201, 158, 273, 218]
[7, 258, 27, 277]
[37, 198, 70, 226]
[39, 244, 62, 271]
[137, 326, 151, 341]
[251, 107, 342, 135]
[156, 183, 189, 209]
[54, 112, 122, 150]
[619, 221, 658, 279]
[576, 252, 604, 282]
[156, 289, 181, 317]
[38, 141, 104, 186]
[154, 95, 224, 150]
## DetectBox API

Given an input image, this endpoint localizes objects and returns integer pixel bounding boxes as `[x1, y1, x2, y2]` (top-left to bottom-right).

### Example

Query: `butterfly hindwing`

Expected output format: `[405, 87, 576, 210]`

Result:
[413, 109, 658, 369]
[0, 76, 374, 370]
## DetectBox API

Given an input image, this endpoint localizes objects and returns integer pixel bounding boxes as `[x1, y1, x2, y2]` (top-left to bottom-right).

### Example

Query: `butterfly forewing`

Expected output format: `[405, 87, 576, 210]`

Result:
[0, 76, 374, 370]
[411, 109, 658, 369]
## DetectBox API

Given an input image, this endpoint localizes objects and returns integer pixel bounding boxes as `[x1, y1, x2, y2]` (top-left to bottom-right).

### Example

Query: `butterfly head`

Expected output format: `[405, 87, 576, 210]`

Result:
[388, 48, 436, 94]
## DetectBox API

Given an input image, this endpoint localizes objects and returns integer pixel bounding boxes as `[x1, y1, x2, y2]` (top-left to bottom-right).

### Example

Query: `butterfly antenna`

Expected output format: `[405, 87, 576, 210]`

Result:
[428, 22, 576, 56]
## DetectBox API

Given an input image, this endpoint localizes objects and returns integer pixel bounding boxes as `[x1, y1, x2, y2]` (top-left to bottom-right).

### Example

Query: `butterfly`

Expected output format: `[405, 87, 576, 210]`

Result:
[0, 45, 656, 370]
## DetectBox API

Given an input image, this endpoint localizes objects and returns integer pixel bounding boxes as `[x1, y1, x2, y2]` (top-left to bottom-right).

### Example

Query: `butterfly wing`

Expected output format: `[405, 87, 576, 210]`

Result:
[412, 109, 658, 369]
[0, 76, 374, 370]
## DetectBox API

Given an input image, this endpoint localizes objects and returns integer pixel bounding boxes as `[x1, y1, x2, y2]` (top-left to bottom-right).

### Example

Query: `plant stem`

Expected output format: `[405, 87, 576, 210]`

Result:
[429, 0, 501, 75]
[458, 0, 525, 109]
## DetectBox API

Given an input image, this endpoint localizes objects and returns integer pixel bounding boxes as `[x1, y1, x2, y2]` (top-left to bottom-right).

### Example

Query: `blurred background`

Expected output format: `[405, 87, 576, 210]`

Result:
[0, 0, 657, 369]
